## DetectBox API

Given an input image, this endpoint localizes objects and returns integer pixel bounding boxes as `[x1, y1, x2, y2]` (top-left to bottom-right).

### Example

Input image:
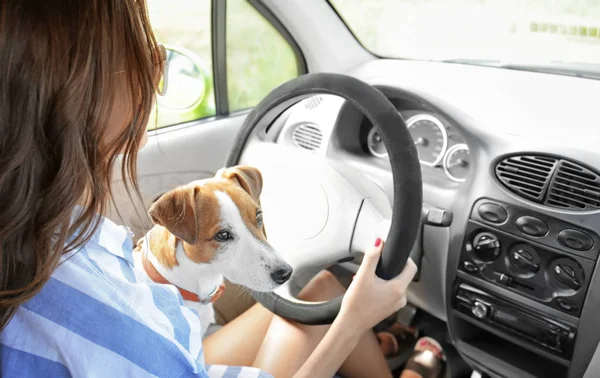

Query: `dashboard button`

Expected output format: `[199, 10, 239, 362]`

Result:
[516, 216, 548, 237]
[556, 298, 578, 313]
[554, 265, 581, 290]
[558, 229, 594, 251]
[472, 232, 501, 261]
[478, 203, 508, 224]
[492, 271, 513, 286]
[462, 261, 479, 273]
[509, 244, 540, 274]
[426, 207, 453, 226]
[471, 302, 489, 319]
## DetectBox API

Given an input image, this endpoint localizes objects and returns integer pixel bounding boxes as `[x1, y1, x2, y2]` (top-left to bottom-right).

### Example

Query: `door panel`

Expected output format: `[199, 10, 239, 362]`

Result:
[107, 114, 246, 238]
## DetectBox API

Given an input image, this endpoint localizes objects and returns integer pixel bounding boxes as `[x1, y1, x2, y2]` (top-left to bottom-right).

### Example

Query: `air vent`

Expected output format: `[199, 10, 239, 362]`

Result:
[304, 96, 323, 110]
[495, 155, 558, 202]
[496, 155, 600, 211]
[545, 161, 600, 210]
[291, 123, 323, 151]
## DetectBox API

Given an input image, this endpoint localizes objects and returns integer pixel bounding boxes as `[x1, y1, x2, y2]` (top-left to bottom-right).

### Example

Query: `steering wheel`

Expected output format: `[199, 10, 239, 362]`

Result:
[225, 73, 422, 325]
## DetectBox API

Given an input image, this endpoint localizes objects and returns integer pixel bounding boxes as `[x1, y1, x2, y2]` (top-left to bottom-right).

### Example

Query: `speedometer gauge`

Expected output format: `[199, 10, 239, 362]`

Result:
[443, 144, 470, 182]
[406, 114, 448, 166]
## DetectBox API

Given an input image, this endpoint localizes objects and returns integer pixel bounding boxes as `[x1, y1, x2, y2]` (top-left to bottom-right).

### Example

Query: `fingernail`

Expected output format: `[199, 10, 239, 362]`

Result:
[374, 238, 382, 247]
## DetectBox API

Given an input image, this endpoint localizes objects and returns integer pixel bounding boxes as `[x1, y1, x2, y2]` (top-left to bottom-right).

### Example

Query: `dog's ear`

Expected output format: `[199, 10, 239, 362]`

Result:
[217, 165, 263, 202]
[148, 186, 199, 245]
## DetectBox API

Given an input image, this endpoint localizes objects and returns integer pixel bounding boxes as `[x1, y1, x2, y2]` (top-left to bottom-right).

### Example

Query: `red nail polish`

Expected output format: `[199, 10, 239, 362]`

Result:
[374, 238, 382, 247]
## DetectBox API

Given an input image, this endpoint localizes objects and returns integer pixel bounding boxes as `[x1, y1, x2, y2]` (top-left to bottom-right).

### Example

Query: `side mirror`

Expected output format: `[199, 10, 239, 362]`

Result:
[155, 44, 215, 127]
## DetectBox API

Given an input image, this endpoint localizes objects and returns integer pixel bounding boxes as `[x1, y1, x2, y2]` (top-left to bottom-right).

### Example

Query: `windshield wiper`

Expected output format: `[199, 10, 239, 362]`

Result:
[440, 58, 600, 80]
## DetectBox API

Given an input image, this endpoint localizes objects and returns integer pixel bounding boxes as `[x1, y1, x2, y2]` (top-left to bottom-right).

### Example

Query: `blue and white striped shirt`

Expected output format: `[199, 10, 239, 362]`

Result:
[0, 214, 273, 378]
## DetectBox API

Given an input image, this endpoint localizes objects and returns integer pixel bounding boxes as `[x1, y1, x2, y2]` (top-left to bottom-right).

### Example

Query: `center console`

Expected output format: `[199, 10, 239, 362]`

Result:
[451, 198, 599, 376]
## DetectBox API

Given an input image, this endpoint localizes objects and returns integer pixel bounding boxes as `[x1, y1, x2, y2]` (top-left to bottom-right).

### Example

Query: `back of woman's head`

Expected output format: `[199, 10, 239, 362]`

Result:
[0, 0, 162, 327]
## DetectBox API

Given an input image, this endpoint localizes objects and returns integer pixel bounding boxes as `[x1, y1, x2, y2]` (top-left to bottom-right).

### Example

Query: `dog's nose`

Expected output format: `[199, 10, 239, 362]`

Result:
[270, 266, 293, 284]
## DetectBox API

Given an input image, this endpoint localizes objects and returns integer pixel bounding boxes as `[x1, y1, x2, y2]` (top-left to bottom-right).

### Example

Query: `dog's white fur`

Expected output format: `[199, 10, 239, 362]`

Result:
[207, 191, 287, 292]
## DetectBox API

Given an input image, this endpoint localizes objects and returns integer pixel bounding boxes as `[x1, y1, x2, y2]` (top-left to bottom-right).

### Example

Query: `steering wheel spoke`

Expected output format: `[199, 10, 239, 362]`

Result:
[351, 196, 392, 256]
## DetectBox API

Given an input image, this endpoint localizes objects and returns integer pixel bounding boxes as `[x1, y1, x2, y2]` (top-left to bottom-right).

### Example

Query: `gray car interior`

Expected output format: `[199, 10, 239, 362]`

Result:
[107, 1, 600, 377]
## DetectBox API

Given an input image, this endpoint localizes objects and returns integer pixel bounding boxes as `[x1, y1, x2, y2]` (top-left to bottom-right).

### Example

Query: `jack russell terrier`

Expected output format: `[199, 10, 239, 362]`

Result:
[133, 165, 293, 335]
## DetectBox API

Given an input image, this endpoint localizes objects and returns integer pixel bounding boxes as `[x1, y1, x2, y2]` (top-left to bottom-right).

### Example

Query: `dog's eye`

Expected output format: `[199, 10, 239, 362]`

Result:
[256, 211, 263, 225]
[214, 230, 233, 242]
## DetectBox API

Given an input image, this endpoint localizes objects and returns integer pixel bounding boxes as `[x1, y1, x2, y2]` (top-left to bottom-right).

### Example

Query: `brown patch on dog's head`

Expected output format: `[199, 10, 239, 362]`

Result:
[147, 226, 179, 268]
[216, 166, 263, 202]
[149, 186, 199, 245]
[220, 184, 267, 243]
[148, 185, 223, 265]
[217, 165, 267, 237]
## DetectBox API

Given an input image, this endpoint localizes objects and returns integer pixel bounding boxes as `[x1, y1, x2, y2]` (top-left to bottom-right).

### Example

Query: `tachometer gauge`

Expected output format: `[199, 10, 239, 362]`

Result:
[406, 114, 448, 166]
[367, 127, 388, 158]
[443, 144, 470, 182]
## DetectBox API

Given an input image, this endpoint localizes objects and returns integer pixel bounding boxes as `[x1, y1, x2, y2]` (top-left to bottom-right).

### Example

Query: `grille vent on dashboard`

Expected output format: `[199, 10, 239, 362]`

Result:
[291, 123, 323, 151]
[495, 155, 600, 211]
[495, 155, 558, 202]
[546, 160, 600, 210]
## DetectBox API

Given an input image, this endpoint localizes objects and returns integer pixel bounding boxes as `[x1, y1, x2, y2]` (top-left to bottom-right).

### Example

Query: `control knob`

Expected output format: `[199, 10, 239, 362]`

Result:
[472, 232, 501, 262]
[554, 265, 581, 290]
[510, 244, 540, 274]
[471, 301, 489, 319]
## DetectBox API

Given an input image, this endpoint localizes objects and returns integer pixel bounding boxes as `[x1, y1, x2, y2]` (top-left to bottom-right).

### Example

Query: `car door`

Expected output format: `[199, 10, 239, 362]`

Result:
[107, 0, 306, 238]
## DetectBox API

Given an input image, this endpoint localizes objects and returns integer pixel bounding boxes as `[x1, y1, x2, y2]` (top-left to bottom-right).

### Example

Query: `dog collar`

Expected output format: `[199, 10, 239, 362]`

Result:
[140, 249, 225, 304]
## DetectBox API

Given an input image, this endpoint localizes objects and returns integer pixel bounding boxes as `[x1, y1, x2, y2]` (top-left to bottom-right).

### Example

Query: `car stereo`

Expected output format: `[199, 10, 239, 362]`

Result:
[453, 283, 576, 358]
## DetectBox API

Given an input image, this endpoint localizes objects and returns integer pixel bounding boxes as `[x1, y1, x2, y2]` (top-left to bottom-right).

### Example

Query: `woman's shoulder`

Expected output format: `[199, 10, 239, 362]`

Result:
[1, 217, 205, 377]
[0, 255, 274, 378]
[56, 217, 204, 340]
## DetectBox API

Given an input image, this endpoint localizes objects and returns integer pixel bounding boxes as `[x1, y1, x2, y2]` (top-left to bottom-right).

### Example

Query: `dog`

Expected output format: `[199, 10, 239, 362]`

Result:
[133, 165, 293, 335]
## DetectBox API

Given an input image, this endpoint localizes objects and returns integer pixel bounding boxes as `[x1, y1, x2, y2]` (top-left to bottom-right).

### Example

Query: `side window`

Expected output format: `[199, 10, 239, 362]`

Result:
[148, 0, 216, 129]
[226, 0, 301, 112]
[147, 0, 303, 129]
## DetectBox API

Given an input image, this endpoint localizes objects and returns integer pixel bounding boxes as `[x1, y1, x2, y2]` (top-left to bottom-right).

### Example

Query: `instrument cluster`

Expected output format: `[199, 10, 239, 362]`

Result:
[366, 111, 470, 183]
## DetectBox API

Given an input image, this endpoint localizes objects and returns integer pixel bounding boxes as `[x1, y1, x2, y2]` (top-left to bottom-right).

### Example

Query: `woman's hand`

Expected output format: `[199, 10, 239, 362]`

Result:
[294, 239, 417, 378]
[340, 238, 418, 332]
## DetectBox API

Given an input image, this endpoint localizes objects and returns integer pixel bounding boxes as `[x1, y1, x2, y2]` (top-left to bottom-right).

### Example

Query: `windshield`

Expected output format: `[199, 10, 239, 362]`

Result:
[329, 0, 600, 73]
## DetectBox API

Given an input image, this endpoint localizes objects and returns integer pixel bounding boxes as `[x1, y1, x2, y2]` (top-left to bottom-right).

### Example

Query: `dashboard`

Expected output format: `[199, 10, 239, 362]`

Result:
[267, 59, 600, 378]
[273, 95, 472, 186]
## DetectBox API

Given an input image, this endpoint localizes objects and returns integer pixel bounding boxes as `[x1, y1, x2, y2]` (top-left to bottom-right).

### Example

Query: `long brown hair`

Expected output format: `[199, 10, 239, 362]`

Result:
[0, 0, 163, 328]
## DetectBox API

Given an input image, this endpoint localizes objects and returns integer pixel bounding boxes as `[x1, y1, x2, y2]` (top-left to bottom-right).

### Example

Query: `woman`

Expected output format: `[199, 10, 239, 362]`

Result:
[0, 1, 433, 377]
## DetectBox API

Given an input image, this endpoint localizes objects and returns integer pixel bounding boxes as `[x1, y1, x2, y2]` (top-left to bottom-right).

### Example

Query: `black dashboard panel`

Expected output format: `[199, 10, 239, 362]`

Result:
[450, 194, 600, 377]
[459, 223, 595, 316]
